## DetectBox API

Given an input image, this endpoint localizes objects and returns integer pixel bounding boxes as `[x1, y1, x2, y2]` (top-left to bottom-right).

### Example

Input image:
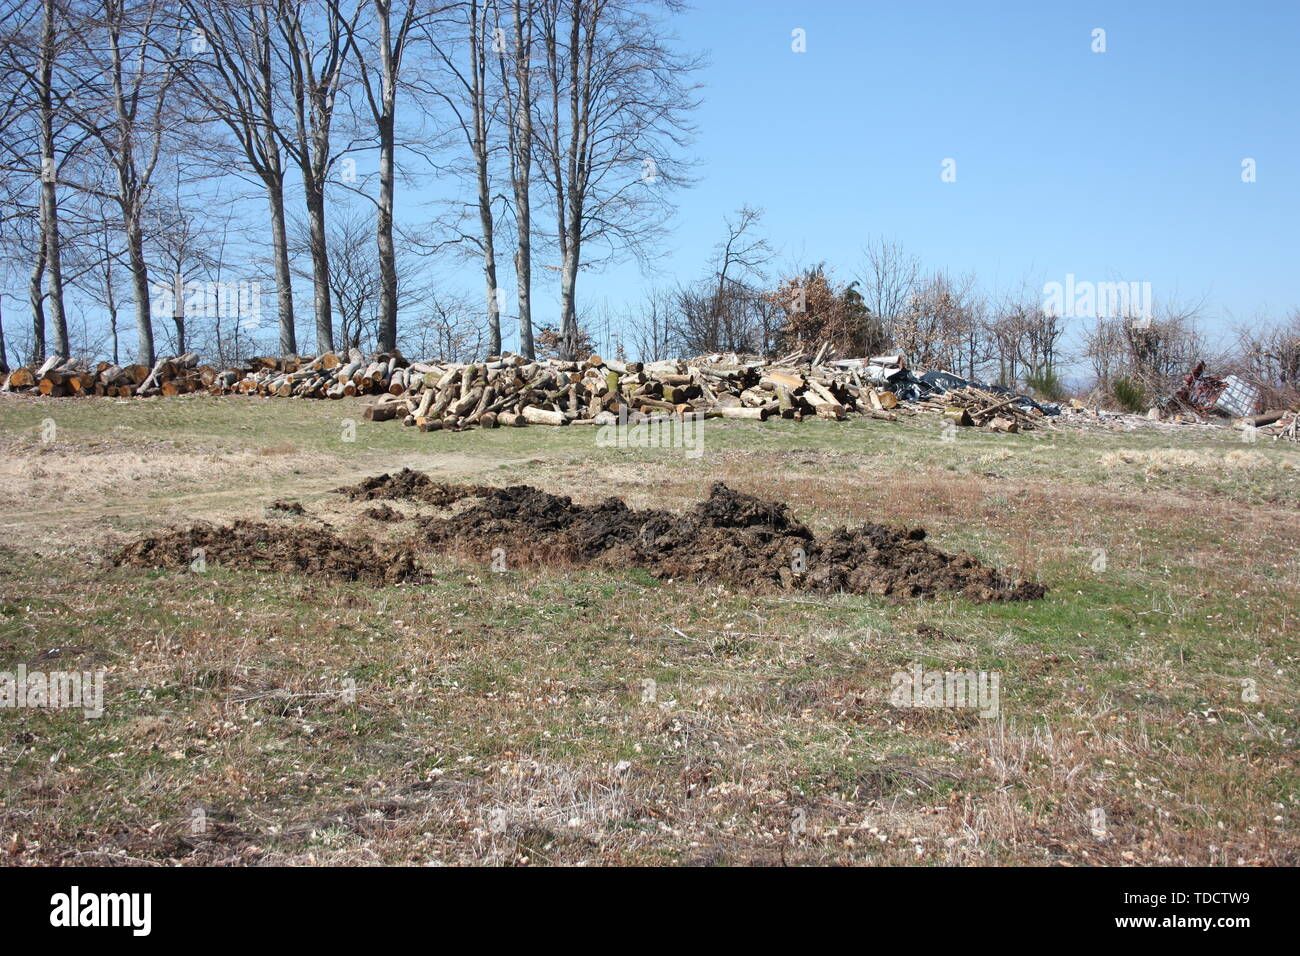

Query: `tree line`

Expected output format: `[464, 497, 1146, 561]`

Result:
[2, 1, 1295, 409]
[0, 0, 700, 369]
[622, 210, 1300, 407]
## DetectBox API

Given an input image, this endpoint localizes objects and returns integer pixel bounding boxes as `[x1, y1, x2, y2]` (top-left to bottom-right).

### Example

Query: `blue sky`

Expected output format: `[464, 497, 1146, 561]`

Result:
[572, 0, 1300, 351]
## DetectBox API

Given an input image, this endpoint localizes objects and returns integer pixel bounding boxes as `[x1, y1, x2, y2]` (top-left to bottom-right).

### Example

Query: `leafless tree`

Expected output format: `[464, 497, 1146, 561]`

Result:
[666, 206, 771, 356]
[62, 0, 186, 366]
[178, 0, 299, 355]
[895, 270, 981, 373]
[406, 288, 484, 360]
[0, 0, 80, 359]
[535, 0, 699, 359]
[68, 206, 125, 363]
[426, 0, 505, 356]
[495, 0, 536, 358]
[342, 0, 439, 352]
[1234, 308, 1300, 395]
[276, 0, 357, 351]
[625, 284, 670, 361]
[857, 236, 919, 347]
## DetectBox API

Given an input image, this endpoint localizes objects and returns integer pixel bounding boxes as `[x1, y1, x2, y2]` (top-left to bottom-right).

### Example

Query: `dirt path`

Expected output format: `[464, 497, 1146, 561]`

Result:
[0, 448, 535, 540]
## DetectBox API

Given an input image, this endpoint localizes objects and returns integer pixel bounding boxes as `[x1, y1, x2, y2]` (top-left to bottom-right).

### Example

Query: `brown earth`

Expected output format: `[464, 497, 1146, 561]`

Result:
[336, 467, 493, 506]
[111, 475, 1043, 601]
[422, 481, 1046, 602]
[362, 503, 406, 522]
[112, 519, 427, 585]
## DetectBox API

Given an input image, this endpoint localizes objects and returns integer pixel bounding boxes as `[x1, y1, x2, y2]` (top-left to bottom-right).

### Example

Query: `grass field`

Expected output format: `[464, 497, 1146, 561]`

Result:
[1, 393, 1297, 865]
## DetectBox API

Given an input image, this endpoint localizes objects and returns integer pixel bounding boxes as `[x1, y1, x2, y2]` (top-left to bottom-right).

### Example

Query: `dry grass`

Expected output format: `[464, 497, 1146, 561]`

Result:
[0, 394, 1296, 866]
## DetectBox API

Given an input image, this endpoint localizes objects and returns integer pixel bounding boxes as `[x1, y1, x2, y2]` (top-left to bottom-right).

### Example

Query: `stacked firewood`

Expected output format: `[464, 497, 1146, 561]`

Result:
[2, 344, 1054, 436]
[1, 352, 212, 397]
[1, 349, 406, 399]
[359, 352, 909, 431]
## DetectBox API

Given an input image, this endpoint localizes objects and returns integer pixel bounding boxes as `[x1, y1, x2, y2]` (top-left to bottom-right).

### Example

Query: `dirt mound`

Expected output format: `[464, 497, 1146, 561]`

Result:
[362, 503, 405, 522]
[113, 520, 426, 585]
[423, 482, 1045, 601]
[336, 468, 492, 506]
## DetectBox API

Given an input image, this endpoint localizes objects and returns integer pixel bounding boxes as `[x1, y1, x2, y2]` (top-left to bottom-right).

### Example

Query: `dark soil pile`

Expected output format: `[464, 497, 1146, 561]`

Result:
[362, 503, 405, 522]
[113, 520, 427, 585]
[336, 468, 492, 506]
[422, 482, 1045, 602]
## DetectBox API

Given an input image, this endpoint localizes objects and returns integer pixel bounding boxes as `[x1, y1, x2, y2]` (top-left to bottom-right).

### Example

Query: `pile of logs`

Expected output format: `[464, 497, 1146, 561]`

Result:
[1238, 409, 1300, 442]
[360, 352, 909, 432]
[919, 385, 1046, 432]
[2, 345, 1057, 437]
[1, 352, 211, 397]
[1, 350, 407, 399]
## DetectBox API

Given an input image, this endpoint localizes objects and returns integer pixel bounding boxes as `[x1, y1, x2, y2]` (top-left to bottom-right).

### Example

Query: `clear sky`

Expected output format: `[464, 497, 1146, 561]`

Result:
[570, 0, 1300, 353]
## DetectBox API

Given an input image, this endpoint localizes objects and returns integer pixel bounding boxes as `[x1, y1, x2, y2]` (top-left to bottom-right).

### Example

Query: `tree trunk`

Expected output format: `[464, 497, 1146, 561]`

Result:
[0, 299, 8, 374]
[469, 1, 500, 356]
[39, 167, 69, 359]
[266, 174, 297, 355]
[126, 213, 155, 366]
[557, 5, 589, 361]
[29, 240, 47, 363]
[304, 176, 334, 351]
[512, 0, 534, 361]
[559, 245, 580, 359]
[39, 0, 69, 359]
[376, 111, 398, 351]
[374, 2, 400, 352]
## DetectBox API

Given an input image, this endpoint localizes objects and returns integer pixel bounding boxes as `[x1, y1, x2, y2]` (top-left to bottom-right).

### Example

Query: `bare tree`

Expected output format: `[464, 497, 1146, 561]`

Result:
[276, 0, 356, 351]
[34, 0, 71, 356]
[427, 0, 504, 357]
[343, 0, 436, 353]
[64, 0, 185, 366]
[496, 0, 536, 358]
[667, 207, 773, 356]
[707, 204, 770, 339]
[895, 270, 978, 372]
[178, 0, 300, 354]
[857, 236, 919, 348]
[626, 284, 670, 361]
[407, 288, 484, 360]
[0, 0, 79, 360]
[66, 196, 126, 362]
[535, 0, 699, 359]
[1235, 308, 1300, 396]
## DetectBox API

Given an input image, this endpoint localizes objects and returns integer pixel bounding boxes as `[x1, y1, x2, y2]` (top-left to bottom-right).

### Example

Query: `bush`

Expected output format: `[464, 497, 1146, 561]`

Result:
[1025, 370, 1066, 402]
[1110, 377, 1148, 413]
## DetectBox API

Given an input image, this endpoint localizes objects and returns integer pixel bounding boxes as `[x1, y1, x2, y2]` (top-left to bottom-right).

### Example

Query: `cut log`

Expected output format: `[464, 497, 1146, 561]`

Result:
[6, 367, 35, 389]
[719, 405, 768, 420]
[521, 406, 566, 426]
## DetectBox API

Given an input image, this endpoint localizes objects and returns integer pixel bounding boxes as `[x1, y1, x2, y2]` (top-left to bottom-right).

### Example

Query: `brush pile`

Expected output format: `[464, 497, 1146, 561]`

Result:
[918, 384, 1047, 433]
